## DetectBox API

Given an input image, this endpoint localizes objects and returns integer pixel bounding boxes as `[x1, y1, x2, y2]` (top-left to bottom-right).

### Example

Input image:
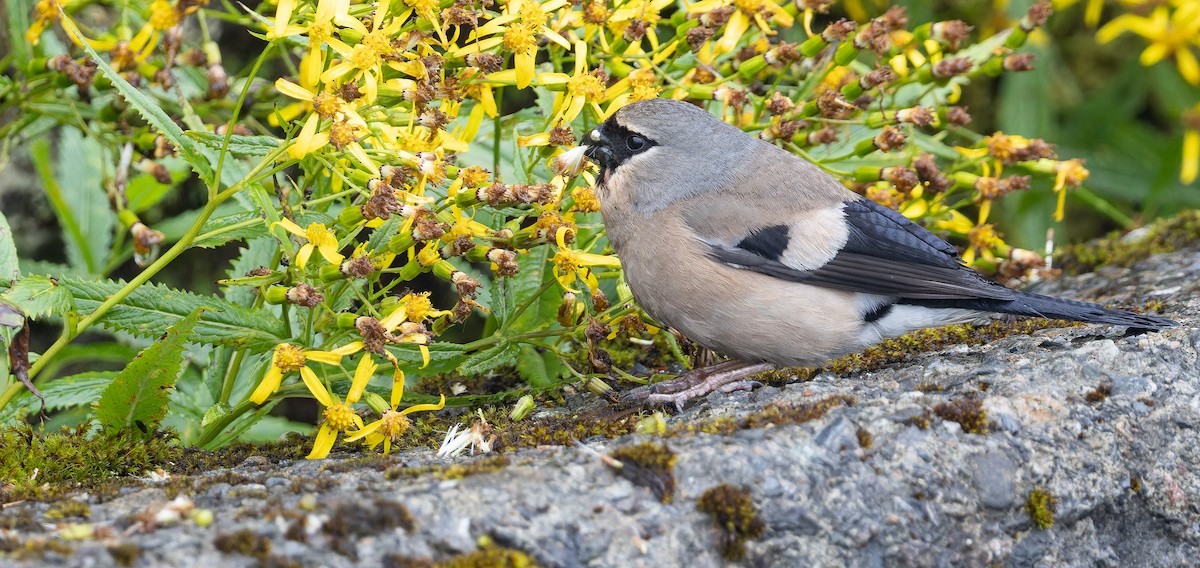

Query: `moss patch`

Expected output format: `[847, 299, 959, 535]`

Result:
[675, 395, 856, 437]
[696, 484, 765, 561]
[933, 399, 989, 434]
[608, 441, 677, 503]
[1056, 210, 1200, 274]
[385, 455, 511, 481]
[1026, 487, 1056, 529]
[434, 546, 538, 567]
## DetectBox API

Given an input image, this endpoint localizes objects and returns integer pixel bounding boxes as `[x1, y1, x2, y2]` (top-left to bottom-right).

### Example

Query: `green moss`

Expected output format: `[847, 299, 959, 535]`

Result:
[1026, 487, 1056, 530]
[696, 484, 765, 561]
[933, 399, 988, 434]
[385, 455, 511, 481]
[213, 529, 272, 557]
[43, 500, 91, 521]
[608, 442, 677, 503]
[903, 410, 933, 430]
[676, 395, 856, 437]
[106, 542, 141, 567]
[1056, 210, 1200, 274]
[434, 547, 537, 568]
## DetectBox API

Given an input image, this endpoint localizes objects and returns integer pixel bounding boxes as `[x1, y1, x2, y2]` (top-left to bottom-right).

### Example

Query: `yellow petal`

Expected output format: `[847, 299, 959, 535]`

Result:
[295, 243, 315, 269]
[400, 394, 447, 415]
[249, 365, 284, 405]
[343, 419, 383, 443]
[275, 78, 315, 102]
[346, 356, 379, 405]
[318, 243, 346, 266]
[273, 0, 297, 38]
[306, 424, 339, 459]
[300, 366, 334, 407]
[1176, 48, 1200, 86]
[305, 349, 345, 365]
[515, 50, 535, 89]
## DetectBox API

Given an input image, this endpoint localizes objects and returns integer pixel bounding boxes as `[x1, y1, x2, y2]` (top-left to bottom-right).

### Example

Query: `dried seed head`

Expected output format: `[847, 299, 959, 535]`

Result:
[341, 255, 377, 278]
[363, 181, 403, 221]
[356, 316, 389, 355]
[687, 26, 714, 52]
[1023, 0, 1053, 30]
[466, 53, 504, 73]
[913, 153, 952, 193]
[1003, 53, 1036, 72]
[932, 20, 972, 51]
[933, 57, 973, 78]
[896, 106, 934, 127]
[816, 90, 856, 119]
[286, 282, 324, 308]
[882, 166, 919, 193]
[766, 92, 795, 116]
[807, 126, 839, 146]
[822, 18, 857, 42]
[873, 126, 907, 152]
[624, 19, 649, 42]
[487, 248, 519, 276]
[860, 66, 896, 89]
[700, 6, 735, 27]
[946, 106, 972, 126]
[452, 271, 482, 298]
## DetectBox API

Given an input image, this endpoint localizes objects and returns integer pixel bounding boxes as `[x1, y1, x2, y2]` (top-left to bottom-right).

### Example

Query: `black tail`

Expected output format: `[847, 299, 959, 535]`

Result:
[906, 292, 1177, 330]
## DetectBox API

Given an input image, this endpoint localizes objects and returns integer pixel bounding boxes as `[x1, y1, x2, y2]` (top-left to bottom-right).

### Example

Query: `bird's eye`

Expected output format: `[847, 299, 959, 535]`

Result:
[626, 135, 647, 151]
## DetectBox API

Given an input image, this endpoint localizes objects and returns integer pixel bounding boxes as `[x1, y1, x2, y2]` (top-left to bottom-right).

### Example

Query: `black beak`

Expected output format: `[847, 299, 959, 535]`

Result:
[583, 128, 613, 171]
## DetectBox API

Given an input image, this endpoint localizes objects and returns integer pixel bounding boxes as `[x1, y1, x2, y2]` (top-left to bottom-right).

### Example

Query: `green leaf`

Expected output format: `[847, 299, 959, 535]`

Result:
[125, 172, 176, 213]
[35, 372, 116, 412]
[30, 133, 113, 275]
[58, 277, 287, 350]
[95, 308, 204, 436]
[457, 342, 518, 375]
[387, 342, 468, 375]
[0, 210, 19, 285]
[2, 275, 75, 319]
[6, 0, 32, 65]
[510, 246, 563, 333]
[367, 217, 401, 254]
[516, 344, 560, 387]
[237, 415, 314, 443]
[186, 132, 284, 157]
[59, 11, 216, 186]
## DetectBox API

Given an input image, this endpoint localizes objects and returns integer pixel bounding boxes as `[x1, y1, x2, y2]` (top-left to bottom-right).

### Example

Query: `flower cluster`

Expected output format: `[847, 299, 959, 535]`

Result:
[10, 0, 1106, 456]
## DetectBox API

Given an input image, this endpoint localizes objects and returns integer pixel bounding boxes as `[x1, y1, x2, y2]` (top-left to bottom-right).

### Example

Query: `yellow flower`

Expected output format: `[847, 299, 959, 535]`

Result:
[461, 0, 571, 89]
[344, 394, 446, 454]
[539, 41, 613, 123]
[1053, 159, 1090, 222]
[1182, 105, 1200, 184]
[1098, 4, 1200, 85]
[550, 227, 620, 292]
[249, 343, 360, 404]
[275, 219, 345, 269]
[303, 370, 366, 460]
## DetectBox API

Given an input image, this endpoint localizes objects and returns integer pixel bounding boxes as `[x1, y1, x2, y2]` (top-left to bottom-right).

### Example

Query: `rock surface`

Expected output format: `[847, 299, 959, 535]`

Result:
[4, 248, 1200, 567]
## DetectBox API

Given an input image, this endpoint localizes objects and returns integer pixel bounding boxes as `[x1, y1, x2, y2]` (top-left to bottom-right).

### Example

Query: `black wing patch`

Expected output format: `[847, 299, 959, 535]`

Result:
[736, 225, 789, 261]
[708, 198, 1016, 301]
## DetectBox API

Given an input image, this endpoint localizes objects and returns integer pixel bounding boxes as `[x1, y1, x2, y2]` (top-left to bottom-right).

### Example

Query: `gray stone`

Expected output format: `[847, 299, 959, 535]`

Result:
[6, 248, 1200, 567]
[973, 451, 1017, 509]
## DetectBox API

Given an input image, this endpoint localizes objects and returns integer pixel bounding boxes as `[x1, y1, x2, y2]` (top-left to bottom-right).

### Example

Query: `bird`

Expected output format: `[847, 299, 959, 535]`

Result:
[576, 98, 1176, 408]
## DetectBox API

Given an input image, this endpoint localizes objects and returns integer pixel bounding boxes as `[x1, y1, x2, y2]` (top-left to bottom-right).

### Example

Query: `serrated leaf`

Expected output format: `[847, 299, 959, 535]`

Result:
[34, 372, 116, 412]
[2, 275, 75, 319]
[0, 210, 19, 285]
[96, 309, 203, 435]
[191, 211, 265, 249]
[457, 342, 518, 375]
[58, 277, 287, 350]
[367, 217, 402, 254]
[387, 342, 468, 375]
[59, 12, 216, 186]
[186, 132, 284, 157]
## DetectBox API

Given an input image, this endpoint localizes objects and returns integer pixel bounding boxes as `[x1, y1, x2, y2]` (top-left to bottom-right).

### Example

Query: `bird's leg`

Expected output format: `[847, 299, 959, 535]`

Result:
[626, 360, 776, 410]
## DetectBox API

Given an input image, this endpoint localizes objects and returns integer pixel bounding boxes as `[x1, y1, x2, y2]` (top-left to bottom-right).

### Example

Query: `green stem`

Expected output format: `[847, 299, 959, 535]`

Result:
[219, 348, 247, 405]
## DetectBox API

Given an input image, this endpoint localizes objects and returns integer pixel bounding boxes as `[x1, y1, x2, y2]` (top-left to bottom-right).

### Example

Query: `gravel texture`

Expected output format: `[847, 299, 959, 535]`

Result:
[3, 248, 1199, 567]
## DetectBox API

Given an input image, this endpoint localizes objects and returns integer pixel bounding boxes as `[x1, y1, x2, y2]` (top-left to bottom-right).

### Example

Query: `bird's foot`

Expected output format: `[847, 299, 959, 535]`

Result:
[624, 361, 775, 410]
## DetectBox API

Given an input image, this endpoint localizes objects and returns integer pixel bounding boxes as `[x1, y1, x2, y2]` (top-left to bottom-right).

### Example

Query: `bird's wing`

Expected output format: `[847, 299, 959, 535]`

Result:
[700, 198, 1016, 301]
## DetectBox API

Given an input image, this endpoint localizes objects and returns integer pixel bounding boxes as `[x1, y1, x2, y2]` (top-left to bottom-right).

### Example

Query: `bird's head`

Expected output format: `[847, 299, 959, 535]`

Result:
[580, 98, 753, 212]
